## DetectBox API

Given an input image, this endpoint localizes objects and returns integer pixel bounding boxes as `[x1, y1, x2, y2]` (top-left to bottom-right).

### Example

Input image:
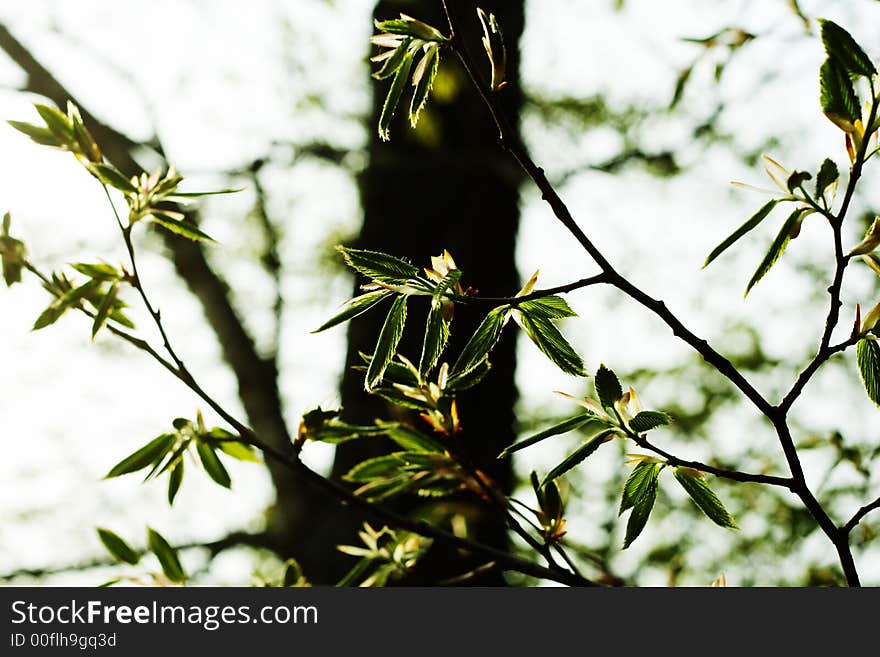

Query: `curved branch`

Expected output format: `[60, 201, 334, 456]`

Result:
[843, 496, 880, 535]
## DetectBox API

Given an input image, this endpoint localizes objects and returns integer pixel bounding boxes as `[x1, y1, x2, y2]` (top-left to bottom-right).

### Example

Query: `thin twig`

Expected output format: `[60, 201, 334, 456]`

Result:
[843, 496, 880, 535]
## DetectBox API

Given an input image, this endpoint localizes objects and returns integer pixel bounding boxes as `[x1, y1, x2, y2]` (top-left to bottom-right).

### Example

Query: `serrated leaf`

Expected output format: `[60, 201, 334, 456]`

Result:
[105, 434, 176, 478]
[815, 158, 839, 203]
[704, 200, 779, 268]
[628, 411, 671, 433]
[379, 422, 444, 453]
[96, 528, 140, 565]
[410, 42, 439, 128]
[419, 302, 450, 378]
[93, 163, 137, 194]
[378, 46, 414, 141]
[541, 429, 617, 486]
[517, 295, 577, 319]
[167, 459, 184, 505]
[673, 468, 738, 529]
[499, 414, 596, 458]
[71, 262, 121, 280]
[313, 290, 394, 333]
[196, 439, 231, 488]
[338, 247, 420, 285]
[444, 357, 491, 391]
[595, 364, 623, 408]
[517, 312, 585, 376]
[147, 528, 186, 583]
[373, 37, 413, 80]
[7, 120, 61, 146]
[452, 307, 508, 375]
[820, 58, 860, 131]
[819, 20, 876, 78]
[345, 454, 404, 482]
[856, 338, 880, 405]
[366, 295, 408, 390]
[745, 208, 808, 296]
[620, 462, 662, 548]
[150, 215, 215, 242]
[375, 16, 446, 41]
[91, 282, 118, 339]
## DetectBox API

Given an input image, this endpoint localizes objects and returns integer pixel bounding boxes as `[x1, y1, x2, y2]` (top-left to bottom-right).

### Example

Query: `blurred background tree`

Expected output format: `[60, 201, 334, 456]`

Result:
[0, 0, 878, 586]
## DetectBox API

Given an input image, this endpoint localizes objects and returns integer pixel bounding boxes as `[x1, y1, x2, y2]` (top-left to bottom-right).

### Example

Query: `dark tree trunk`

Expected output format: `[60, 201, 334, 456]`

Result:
[330, 0, 526, 584]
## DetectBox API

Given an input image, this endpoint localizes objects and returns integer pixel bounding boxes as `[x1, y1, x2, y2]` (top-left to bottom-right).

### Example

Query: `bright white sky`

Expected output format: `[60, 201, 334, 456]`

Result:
[0, 0, 878, 585]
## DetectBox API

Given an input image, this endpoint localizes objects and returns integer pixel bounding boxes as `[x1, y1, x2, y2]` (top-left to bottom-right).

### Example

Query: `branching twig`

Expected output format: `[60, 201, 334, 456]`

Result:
[843, 496, 880, 535]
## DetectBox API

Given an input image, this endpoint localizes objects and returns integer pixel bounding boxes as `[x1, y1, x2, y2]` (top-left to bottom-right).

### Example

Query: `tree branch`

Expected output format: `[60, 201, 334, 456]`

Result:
[453, 273, 608, 305]
[843, 495, 880, 535]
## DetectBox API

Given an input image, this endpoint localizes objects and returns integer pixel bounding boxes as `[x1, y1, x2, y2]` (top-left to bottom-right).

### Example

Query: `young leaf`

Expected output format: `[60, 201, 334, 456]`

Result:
[167, 459, 184, 505]
[499, 414, 596, 458]
[380, 422, 445, 453]
[595, 364, 623, 408]
[196, 440, 231, 488]
[96, 528, 140, 565]
[819, 58, 860, 131]
[32, 303, 66, 330]
[819, 20, 876, 78]
[344, 454, 404, 482]
[786, 170, 811, 193]
[620, 462, 662, 549]
[71, 262, 121, 280]
[366, 295, 408, 391]
[419, 301, 451, 378]
[34, 103, 74, 141]
[704, 200, 779, 268]
[373, 37, 413, 80]
[215, 439, 260, 462]
[410, 42, 440, 128]
[541, 429, 617, 486]
[745, 208, 808, 296]
[105, 434, 176, 478]
[91, 282, 118, 339]
[378, 46, 414, 141]
[146, 528, 186, 583]
[517, 313, 586, 376]
[452, 307, 508, 375]
[517, 296, 577, 320]
[444, 357, 491, 391]
[7, 120, 62, 147]
[815, 158, 839, 204]
[375, 15, 447, 42]
[150, 215, 215, 242]
[338, 246, 420, 285]
[673, 468, 738, 529]
[92, 163, 137, 194]
[856, 338, 880, 405]
[282, 559, 305, 587]
[313, 290, 394, 333]
[628, 411, 671, 433]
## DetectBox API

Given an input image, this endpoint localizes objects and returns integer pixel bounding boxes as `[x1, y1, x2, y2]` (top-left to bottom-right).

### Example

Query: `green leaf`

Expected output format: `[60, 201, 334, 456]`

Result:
[375, 16, 447, 41]
[410, 43, 440, 128]
[215, 439, 260, 462]
[338, 246, 420, 285]
[378, 45, 414, 141]
[541, 429, 617, 486]
[786, 170, 812, 193]
[815, 158, 839, 204]
[91, 282, 118, 339]
[344, 454, 404, 482]
[745, 208, 809, 296]
[105, 434, 176, 478]
[704, 200, 779, 268]
[196, 440, 231, 488]
[93, 163, 137, 194]
[313, 290, 394, 333]
[628, 411, 671, 433]
[499, 414, 596, 458]
[419, 302, 451, 378]
[517, 313, 585, 376]
[374, 37, 413, 80]
[517, 295, 577, 319]
[282, 559, 305, 587]
[673, 468, 738, 529]
[620, 462, 662, 548]
[34, 103, 74, 141]
[366, 295, 408, 391]
[379, 422, 444, 453]
[150, 215, 215, 242]
[71, 262, 121, 280]
[7, 120, 62, 146]
[856, 338, 880, 405]
[167, 459, 184, 505]
[32, 304, 65, 330]
[96, 528, 140, 565]
[444, 357, 491, 391]
[595, 364, 623, 408]
[820, 58, 860, 131]
[452, 308, 508, 375]
[34, 279, 102, 329]
[146, 528, 186, 583]
[819, 20, 876, 78]
[163, 188, 244, 200]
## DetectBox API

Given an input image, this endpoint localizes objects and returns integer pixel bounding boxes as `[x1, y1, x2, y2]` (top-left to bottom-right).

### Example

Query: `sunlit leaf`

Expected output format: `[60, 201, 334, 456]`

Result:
[167, 459, 184, 505]
[96, 528, 140, 565]
[379, 46, 414, 141]
[452, 307, 508, 375]
[856, 338, 880, 405]
[34, 103, 74, 141]
[819, 58, 860, 131]
[313, 290, 394, 333]
[595, 364, 623, 408]
[815, 158, 839, 207]
[410, 43, 440, 128]
[196, 440, 231, 488]
[338, 246, 420, 285]
[745, 207, 809, 295]
[366, 295, 408, 391]
[147, 527, 186, 583]
[541, 429, 617, 485]
[150, 215, 215, 242]
[673, 468, 738, 529]
[704, 200, 779, 268]
[499, 414, 596, 458]
[91, 282, 118, 339]
[373, 37, 413, 80]
[819, 19, 876, 78]
[92, 163, 137, 194]
[516, 312, 585, 376]
[419, 301, 450, 378]
[7, 120, 61, 147]
[444, 357, 491, 391]
[620, 462, 662, 548]
[628, 411, 671, 433]
[517, 295, 577, 319]
[105, 434, 176, 478]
